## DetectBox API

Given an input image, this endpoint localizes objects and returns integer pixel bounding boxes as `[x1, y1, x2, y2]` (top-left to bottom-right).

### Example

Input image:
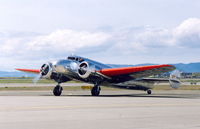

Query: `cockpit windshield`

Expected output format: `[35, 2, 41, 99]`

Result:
[67, 56, 76, 60]
[67, 56, 84, 62]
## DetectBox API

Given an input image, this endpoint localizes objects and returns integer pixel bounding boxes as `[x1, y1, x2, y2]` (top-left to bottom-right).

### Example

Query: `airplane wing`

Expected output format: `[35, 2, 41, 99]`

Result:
[15, 69, 40, 74]
[98, 64, 175, 79]
[16, 64, 175, 82]
[16, 64, 175, 79]
[98, 65, 180, 89]
[141, 78, 179, 83]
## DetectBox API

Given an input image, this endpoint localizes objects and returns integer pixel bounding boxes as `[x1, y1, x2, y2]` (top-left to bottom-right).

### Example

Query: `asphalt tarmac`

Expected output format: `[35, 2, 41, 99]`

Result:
[0, 90, 200, 129]
[0, 82, 93, 87]
[0, 82, 197, 87]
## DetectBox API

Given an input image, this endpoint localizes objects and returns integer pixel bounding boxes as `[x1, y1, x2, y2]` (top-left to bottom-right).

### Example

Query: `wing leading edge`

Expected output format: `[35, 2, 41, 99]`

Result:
[16, 68, 40, 74]
[98, 64, 175, 78]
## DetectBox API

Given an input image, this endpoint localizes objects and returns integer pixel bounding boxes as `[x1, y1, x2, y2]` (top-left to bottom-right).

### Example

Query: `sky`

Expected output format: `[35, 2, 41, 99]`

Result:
[1, 0, 200, 71]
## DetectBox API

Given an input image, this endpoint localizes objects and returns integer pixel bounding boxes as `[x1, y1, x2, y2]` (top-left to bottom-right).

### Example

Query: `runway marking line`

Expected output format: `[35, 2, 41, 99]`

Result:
[1, 102, 200, 111]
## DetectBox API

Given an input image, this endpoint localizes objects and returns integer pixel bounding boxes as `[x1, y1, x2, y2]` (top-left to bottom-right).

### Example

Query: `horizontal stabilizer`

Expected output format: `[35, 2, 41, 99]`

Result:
[169, 70, 181, 89]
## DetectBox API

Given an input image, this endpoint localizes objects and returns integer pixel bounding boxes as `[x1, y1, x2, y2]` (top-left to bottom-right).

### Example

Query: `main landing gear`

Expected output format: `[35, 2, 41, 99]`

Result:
[91, 84, 101, 96]
[147, 89, 152, 95]
[53, 84, 63, 96]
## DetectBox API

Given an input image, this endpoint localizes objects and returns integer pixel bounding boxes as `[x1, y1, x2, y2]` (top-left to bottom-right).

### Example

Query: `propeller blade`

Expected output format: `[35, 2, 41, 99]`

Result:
[33, 73, 42, 84]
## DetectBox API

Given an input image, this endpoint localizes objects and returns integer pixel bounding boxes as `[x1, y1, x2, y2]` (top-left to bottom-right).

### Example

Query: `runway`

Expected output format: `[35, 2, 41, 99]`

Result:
[0, 82, 92, 87]
[0, 90, 200, 129]
[0, 82, 197, 87]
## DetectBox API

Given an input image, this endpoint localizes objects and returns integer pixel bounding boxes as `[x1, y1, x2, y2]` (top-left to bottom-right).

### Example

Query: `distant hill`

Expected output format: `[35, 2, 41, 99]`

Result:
[0, 62, 200, 77]
[0, 71, 35, 77]
[173, 62, 200, 73]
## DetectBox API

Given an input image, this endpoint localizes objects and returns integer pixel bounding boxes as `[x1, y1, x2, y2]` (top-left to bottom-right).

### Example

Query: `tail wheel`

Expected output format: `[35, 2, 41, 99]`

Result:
[147, 89, 152, 95]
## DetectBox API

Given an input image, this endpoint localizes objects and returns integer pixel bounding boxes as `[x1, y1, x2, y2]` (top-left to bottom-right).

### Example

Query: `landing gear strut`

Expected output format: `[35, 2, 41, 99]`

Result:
[53, 84, 63, 96]
[91, 85, 101, 96]
[147, 89, 152, 95]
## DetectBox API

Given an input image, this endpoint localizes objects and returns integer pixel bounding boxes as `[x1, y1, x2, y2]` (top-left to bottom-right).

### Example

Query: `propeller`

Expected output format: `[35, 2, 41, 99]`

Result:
[69, 61, 96, 78]
[78, 62, 88, 75]
[33, 73, 42, 84]
[32, 63, 53, 83]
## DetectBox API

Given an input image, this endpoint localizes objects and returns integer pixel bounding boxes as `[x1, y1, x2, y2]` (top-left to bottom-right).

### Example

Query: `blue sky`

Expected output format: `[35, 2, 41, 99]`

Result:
[0, 0, 200, 71]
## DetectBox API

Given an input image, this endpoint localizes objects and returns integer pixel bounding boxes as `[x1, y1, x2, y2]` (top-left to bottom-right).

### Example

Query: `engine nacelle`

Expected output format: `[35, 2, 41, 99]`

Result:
[78, 61, 91, 79]
[40, 62, 53, 79]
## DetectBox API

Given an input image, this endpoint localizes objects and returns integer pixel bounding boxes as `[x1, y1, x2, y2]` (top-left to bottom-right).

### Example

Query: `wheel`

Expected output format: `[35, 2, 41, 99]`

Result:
[147, 89, 152, 95]
[91, 86, 101, 96]
[53, 85, 63, 96]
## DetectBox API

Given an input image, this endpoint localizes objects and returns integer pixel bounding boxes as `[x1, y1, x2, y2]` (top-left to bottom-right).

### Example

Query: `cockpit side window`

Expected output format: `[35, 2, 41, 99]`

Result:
[79, 58, 84, 62]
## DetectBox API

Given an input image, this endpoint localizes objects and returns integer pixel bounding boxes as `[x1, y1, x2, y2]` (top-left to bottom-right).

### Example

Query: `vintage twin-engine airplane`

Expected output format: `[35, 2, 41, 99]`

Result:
[16, 55, 180, 96]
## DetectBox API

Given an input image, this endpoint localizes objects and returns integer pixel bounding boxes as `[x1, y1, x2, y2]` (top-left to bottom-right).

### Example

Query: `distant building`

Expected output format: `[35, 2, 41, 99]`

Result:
[154, 72, 170, 78]
[192, 72, 200, 78]
[153, 72, 200, 79]
[181, 73, 193, 78]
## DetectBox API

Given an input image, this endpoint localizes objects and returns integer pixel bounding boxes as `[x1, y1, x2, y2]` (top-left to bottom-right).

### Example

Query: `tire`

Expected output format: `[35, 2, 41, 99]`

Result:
[147, 89, 152, 95]
[53, 85, 63, 96]
[91, 87, 100, 96]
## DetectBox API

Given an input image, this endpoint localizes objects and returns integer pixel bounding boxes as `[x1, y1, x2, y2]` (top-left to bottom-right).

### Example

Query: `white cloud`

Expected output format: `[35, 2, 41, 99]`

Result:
[173, 18, 200, 47]
[28, 29, 111, 52]
[0, 29, 111, 59]
[112, 18, 200, 52]
[174, 18, 200, 36]
[1, 18, 200, 71]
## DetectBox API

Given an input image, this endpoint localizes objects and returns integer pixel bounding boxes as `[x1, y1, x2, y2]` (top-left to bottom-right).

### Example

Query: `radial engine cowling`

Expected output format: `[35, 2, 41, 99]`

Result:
[40, 63, 53, 79]
[77, 61, 92, 79]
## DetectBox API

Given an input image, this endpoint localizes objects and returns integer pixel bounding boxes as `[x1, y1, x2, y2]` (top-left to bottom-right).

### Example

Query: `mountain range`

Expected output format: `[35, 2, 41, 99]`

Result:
[1, 62, 200, 77]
